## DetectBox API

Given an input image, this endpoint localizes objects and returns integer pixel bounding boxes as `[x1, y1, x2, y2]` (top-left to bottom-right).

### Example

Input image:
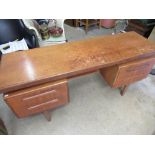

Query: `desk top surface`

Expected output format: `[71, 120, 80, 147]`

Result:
[1, 32, 155, 93]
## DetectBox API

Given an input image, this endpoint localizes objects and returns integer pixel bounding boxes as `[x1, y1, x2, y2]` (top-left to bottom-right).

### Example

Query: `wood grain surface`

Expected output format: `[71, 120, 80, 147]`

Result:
[0, 32, 155, 93]
[4, 80, 69, 117]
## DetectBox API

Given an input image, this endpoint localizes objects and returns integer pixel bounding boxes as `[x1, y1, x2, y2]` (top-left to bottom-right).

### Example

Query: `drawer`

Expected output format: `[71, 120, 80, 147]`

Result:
[114, 58, 155, 87]
[4, 80, 69, 117]
[100, 58, 155, 88]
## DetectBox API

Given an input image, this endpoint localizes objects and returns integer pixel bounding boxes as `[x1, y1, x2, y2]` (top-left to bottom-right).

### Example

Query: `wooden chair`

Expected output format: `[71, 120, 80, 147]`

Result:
[75, 19, 101, 34]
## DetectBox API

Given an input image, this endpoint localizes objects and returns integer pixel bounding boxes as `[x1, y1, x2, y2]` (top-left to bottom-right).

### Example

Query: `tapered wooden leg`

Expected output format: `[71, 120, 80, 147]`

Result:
[120, 85, 128, 96]
[43, 110, 52, 121]
[85, 19, 89, 34]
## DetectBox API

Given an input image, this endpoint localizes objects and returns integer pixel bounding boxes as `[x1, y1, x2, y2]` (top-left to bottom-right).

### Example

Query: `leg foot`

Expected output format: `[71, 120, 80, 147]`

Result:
[43, 110, 52, 121]
[120, 85, 128, 96]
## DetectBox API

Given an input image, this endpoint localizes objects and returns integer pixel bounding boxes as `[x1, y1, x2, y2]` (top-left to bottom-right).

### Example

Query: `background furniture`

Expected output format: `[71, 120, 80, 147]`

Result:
[125, 19, 155, 38]
[0, 19, 39, 49]
[75, 19, 101, 33]
[22, 19, 42, 42]
[23, 19, 67, 47]
[0, 32, 155, 121]
[64, 19, 76, 27]
[125, 19, 155, 75]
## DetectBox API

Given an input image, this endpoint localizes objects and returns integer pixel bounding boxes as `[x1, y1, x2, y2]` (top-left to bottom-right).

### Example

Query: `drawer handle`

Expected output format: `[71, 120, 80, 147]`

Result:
[23, 90, 56, 101]
[27, 98, 58, 110]
[126, 63, 150, 72]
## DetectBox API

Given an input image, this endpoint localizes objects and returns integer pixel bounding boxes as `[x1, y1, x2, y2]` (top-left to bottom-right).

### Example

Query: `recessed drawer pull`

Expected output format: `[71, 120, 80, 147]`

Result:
[27, 98, 58, 110]
[4, 80, 69, 118]
[126, 63, 150, 72]
[23, 90, 56, 101]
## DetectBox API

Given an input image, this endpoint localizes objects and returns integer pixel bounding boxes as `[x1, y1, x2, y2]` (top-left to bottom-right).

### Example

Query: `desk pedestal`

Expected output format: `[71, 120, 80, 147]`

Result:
[100, 58, 155, 95]
[4, 80, 69, 121]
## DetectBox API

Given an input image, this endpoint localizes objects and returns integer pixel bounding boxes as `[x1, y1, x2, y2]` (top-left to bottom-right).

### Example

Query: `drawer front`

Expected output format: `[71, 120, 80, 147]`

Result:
[113, 58, 155, 87]
[4, 80, 69, 117]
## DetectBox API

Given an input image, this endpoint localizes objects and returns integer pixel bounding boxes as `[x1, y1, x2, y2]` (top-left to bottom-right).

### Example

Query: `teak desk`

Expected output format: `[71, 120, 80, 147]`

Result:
[0, 32, 155, 121]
